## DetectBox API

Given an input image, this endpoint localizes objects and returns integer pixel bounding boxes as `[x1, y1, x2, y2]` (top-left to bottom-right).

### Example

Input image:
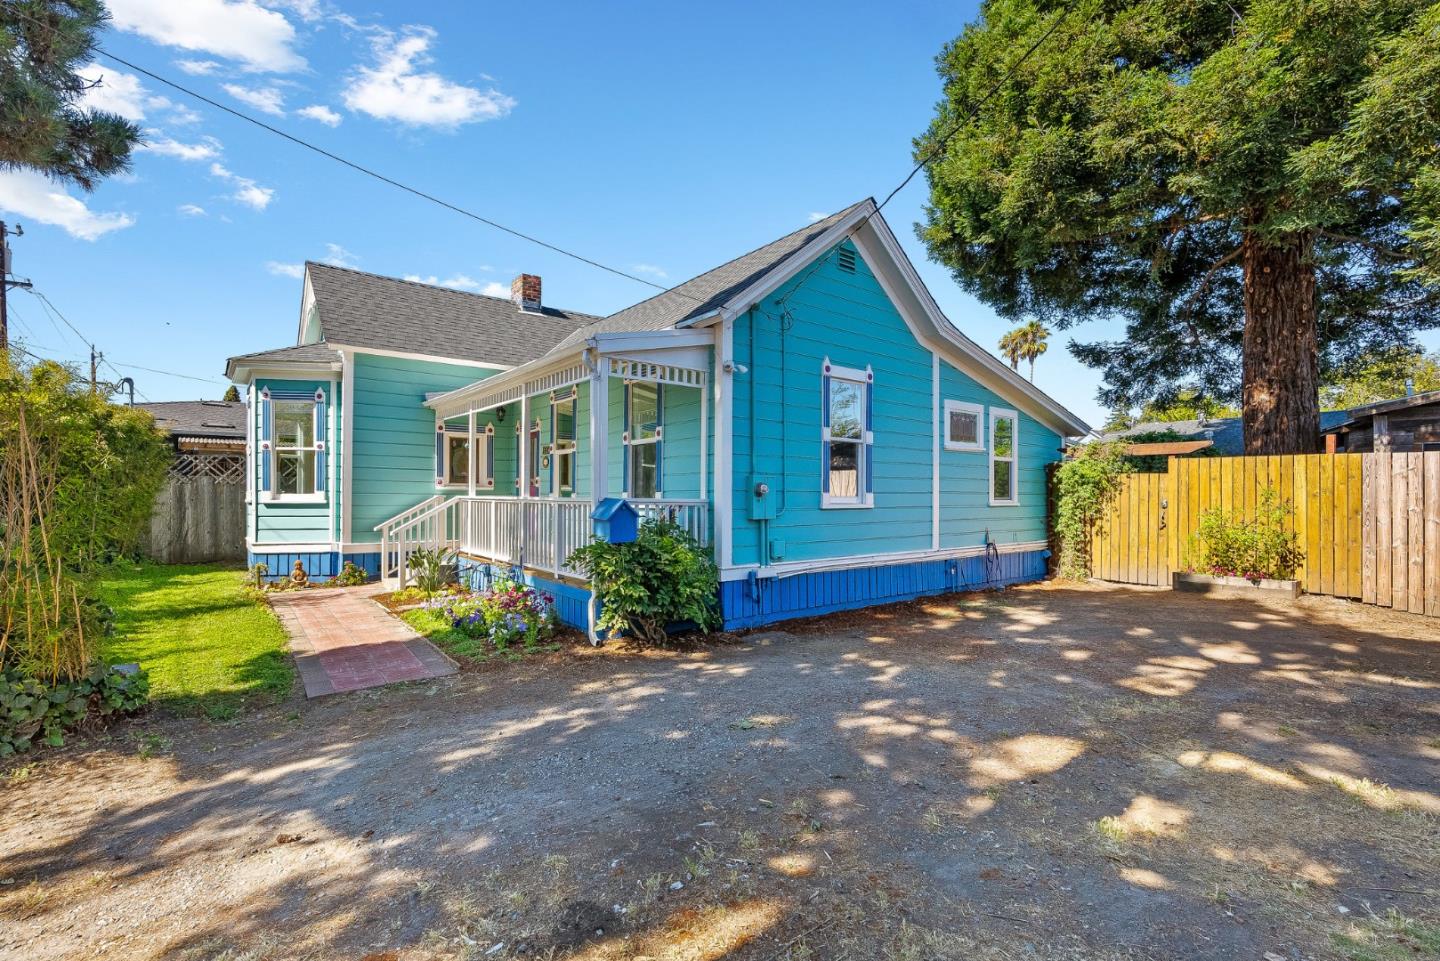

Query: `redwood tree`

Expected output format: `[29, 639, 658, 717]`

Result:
[916, 0, 1440, 453]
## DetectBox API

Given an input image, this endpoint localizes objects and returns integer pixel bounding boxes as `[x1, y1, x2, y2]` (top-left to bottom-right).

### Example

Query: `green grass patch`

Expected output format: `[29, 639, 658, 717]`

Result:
[400, 607, 560, 663]
[98, 562, 293, 718]
[1333, 910, 1440, 961]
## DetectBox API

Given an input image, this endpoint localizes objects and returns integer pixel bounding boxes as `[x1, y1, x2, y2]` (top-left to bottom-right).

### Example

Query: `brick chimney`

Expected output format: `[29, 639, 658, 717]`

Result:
[510, 273, 541, 312]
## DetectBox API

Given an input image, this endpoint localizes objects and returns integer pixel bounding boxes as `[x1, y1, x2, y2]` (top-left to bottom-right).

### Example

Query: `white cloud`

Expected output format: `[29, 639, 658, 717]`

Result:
[297, 104, 342, 126]
[140, 135, 223, 162]
[178, 203, 207, 216]
[807, 211, 830, 223]
[266, 261, 304, 278]
[0, 170, 135, 241]
[175, 59, 222, 75]
[108, 0, 306, 73]
[322, 243, 358, 268]
[78, 64, 162, 121]
[262, 0, 324, 22]
[633, 263, 668, 279]
[403, 274, 499, 293]
[166, 104, 204, 124]
[342, 27, 515, 127]
[210, 162, 275, 210]
[223, 83, 286, 115]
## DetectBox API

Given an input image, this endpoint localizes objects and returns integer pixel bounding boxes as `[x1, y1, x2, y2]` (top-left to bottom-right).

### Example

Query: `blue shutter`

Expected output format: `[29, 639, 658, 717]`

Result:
[313, 389, 327, 495]
[820, 367, 832, 494]
[621, 382, 631, 495]
[654, 383, 664, 495]
[863, 373, 874, 499]
[486, 425, 495, 487]
[259, 389, 272, 493]
[548, 396, 557, 494]
[435, 425, 446, 486]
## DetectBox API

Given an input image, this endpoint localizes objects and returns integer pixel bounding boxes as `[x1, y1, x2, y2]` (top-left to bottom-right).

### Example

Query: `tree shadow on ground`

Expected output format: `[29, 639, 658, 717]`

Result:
[1, 582, 1437, 960]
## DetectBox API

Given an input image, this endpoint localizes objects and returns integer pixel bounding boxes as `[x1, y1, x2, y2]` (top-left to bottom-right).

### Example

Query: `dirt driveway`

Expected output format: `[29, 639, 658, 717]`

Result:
[2, 582, 1438, 961]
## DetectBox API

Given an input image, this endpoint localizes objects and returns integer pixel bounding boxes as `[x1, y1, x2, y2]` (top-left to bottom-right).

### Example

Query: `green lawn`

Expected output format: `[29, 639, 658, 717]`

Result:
[98, 562, 294, 718]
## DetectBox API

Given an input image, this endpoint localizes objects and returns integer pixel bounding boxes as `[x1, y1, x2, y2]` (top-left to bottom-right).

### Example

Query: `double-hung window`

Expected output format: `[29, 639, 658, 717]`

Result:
[550, 390, 577, 496]
[943, 400, 984, 452]
[259, 387, 327, 502]
[988, 408, 1019, 506]
[624, 381, 661, 498]
[435, 422, 494, 490]
[821, 358, 874, 508]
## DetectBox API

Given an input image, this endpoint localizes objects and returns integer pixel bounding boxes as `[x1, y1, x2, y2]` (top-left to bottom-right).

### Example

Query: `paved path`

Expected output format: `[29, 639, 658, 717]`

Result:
[269, 584, 455, 697]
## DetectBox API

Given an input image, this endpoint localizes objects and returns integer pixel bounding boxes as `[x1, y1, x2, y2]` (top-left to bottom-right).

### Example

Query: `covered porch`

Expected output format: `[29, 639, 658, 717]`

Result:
[378, 334, 714, 588]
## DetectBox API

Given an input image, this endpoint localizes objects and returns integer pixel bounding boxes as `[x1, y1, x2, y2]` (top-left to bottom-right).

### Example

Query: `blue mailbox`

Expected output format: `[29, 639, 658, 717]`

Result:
[592, 497, 639, 544]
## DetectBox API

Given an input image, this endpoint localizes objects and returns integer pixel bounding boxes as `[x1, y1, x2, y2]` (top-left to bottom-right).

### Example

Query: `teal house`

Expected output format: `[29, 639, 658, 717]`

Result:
[225, 200, 1089, 632]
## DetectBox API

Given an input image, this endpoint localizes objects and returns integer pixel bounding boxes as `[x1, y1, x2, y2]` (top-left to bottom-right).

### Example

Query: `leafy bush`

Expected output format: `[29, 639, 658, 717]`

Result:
[0, 356, 170, 681]
[1052, 441, 1130, 579]
[2, 662, 150, 756]
[567, 519, 720, 645]
[1189, 489, 1304, 581]
[405, 548, 452, 597]
[330, 561, 369, 587]
[430, 578, 559, 650]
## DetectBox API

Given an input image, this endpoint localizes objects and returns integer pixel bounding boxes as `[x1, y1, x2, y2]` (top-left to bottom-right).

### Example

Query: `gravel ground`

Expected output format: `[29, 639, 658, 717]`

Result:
[1, 581, 1437, 961]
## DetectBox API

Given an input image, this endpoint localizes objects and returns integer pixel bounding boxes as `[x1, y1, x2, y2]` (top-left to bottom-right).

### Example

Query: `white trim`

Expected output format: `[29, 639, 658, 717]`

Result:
[591, 329, 715, 351]
[715, 318, 733, 568]
[228, 361, 342, 383]
[820, 358, 873, 510]
[721, 539, 1049, 581]
[931, 353, 940, 550]
[266, 393, 325, 502]
[589, 350, 609, 503]
[340, 349, 355, 544]
[988, 407, 1019, 507]
[248, 540, 340, 553]
[327, 376, 338, 542]
[439, 428, 492, 491]
[328, 342, 510, 371]
[943, 400, 986, 452]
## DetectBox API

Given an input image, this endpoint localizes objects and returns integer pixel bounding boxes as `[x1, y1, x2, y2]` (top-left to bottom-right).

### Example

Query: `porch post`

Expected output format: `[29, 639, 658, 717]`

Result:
[466, 408, 476, 498]
[519, 391, 530, 500]
[699, 377, 708, 501]
[590, 354, 608, 503]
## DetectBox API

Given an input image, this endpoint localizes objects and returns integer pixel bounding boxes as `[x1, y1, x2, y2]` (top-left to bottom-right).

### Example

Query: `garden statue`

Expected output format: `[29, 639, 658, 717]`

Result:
[290, 559, 309, 586]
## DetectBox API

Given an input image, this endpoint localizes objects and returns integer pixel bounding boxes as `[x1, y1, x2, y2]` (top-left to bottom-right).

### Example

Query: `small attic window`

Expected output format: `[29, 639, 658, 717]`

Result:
[836, 247, 857, 274]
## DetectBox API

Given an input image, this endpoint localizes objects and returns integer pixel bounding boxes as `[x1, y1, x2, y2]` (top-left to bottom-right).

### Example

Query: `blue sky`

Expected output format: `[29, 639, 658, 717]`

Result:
[2, 0, 1353, 429]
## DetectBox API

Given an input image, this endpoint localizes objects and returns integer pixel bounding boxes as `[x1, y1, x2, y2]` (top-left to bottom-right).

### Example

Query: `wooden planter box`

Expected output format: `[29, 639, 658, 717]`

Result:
[1172, 572, 1300, 599]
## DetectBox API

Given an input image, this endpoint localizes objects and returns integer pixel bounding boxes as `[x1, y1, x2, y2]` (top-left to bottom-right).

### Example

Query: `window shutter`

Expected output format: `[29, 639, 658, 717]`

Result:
[621, 381, 631, 495]
[654, 383, 664, 495]
[820, 363, 832, 494]
[485, 424, 495, 487]
[435, 424, 446, 487]
[258, 388, 272, 493]
[313, 388, 327, 495]
[863, 372, 874, 502]
[549, 395, 557, 493]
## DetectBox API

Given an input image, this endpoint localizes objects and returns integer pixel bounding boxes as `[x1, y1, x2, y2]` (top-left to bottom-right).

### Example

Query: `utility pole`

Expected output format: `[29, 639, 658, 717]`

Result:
[90, 344, 99, 392]
[1, 221, 33, 352]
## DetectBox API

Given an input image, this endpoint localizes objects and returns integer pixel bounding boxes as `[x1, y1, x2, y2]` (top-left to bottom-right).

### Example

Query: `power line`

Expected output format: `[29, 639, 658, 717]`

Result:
[105, 359, 220, 385]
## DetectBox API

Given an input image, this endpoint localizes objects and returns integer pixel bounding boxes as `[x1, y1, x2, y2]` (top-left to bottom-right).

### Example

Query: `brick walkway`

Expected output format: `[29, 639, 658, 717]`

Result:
[269, 584, 456, 697]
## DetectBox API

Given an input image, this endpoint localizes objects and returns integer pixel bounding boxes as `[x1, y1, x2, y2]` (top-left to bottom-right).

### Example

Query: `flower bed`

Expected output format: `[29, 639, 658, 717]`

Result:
[401, 579, 562, 661]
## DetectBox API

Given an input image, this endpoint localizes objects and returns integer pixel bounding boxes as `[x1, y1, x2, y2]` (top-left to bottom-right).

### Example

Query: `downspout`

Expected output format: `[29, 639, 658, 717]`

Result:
[749, 308, 768, 568]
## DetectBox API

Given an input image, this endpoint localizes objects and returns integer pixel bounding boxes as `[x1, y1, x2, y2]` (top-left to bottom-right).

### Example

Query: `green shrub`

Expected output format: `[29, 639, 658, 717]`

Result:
[1, 662, 150, 756]
[1052, 441, 1130, 579]
[1189, 488, 1304, 581]
[405, 548, 452, 597]
[567, 519, 720, 645]
[330, 561, 369, 587]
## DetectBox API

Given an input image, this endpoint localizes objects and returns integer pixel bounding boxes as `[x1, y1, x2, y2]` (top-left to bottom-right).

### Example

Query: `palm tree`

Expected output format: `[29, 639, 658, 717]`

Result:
[998, 329, 1025, 371]
[999, 321, 1050, 382]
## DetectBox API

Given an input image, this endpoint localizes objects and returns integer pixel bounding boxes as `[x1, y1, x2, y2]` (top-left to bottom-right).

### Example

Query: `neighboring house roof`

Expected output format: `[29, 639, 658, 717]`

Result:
[544, 202, 869, 355]
[1322, 388, 1440, 433]
[1100, 412, 1352, 454]
[303, 263, 598, 366]
[138, 400, 248, 440]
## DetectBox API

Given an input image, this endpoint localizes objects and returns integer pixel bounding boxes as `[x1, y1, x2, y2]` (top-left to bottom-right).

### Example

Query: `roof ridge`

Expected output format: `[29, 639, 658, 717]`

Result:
[304, 261, 602, 319]
[599, 199, 873, 322]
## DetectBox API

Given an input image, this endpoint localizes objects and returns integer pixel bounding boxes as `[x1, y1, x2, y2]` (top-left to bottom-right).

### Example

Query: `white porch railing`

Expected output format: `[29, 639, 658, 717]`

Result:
[376, 496, 712, 586]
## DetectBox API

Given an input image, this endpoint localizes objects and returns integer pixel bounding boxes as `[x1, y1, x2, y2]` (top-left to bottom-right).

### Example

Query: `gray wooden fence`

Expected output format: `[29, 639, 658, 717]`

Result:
[143, 452, 247, 564]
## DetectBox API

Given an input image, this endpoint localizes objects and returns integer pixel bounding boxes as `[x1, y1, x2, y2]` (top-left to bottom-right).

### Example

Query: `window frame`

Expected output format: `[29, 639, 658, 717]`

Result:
[624, 381, 662, 499]
[437, 424, 494, 491]
[988, 407, 1020, 507]
[266, 392, 326, 503]
[550, 389, 578, 497]
[942, 400, 985, 452]
[821, 361, 873, 510]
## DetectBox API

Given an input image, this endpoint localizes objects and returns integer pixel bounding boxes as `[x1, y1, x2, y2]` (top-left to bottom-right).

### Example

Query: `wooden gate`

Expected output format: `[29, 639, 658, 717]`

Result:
[142, 452, 247, 564]
[1084, 452, 1439, 616]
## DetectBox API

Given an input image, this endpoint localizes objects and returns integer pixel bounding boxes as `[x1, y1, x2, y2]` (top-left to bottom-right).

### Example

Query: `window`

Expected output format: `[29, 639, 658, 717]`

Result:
[989, 408, 1019, 506]
[943, 400, 984, 452]
[445, 435, 469, 487]
[821, 360, 873, 508]
[551, 391, 577, 496]
[261, 389, 326, 501]
[625, 381, 661, 498]
[436, 423, 493, 490]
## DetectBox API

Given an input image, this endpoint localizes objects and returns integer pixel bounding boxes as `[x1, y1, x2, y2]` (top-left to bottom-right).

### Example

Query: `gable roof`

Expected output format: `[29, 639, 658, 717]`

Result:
[138, 400, 248, 439]
[304, 263, 598, 366]
[1322, 388, 1440, 433]
[1101, 412, 1352, 454]
[544, 202, 870, 355]
[224, 342, 344, 380]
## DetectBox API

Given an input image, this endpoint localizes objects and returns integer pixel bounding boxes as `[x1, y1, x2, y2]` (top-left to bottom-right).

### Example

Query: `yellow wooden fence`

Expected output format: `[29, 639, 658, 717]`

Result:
[1087, 452, 1440, 616]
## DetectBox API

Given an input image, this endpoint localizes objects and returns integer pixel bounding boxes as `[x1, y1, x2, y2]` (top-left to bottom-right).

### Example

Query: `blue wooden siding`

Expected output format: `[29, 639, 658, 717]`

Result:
[729, 239, 1059, 568]
[720, 549, 1048, 629]
[456, 556, 591, 630]
[251, 376, 339, 546]
[937, 360, 1063, 548]
[248, 549, 382, 583]
[349, 353, 495, 543]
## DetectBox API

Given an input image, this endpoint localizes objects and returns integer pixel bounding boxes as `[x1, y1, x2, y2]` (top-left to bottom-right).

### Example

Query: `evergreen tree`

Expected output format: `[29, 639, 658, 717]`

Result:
[222, 385, 240, 403]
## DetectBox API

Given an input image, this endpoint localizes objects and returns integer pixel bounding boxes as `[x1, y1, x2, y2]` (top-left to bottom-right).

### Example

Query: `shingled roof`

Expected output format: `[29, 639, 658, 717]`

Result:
[305, 264, 598, 366]
[544, 202, 869, 355]
[138, 400, 248, 439]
